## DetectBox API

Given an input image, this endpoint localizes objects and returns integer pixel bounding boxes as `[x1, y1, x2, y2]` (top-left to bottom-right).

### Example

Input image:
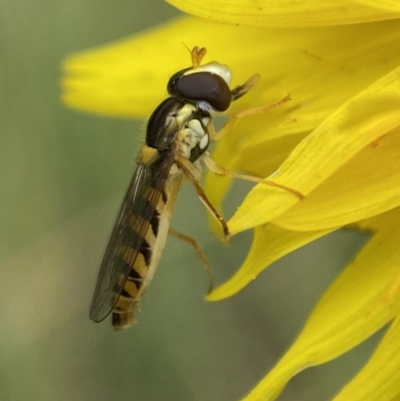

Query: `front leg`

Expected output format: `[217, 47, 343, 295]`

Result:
[175, 154, 230, 238]
[212, 94, 292, 141]
[201, 152, 304, 200]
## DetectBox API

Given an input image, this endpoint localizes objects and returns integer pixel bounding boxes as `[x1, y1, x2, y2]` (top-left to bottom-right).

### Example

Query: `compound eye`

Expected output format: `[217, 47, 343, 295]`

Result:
[169, 71, 231, 112]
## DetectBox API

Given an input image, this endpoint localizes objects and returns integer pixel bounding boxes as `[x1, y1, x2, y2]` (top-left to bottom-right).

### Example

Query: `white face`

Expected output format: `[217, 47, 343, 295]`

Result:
[174, 104, 210, 161]
[188, 118, 209, 151]
[180, 118, 209, 158]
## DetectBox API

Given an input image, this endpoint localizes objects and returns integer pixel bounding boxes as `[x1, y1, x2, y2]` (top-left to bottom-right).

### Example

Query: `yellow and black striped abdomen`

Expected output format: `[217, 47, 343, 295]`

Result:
[89, 145, 177, 326]
[111, 186, 166, 330]
[90, 97, 189, 328]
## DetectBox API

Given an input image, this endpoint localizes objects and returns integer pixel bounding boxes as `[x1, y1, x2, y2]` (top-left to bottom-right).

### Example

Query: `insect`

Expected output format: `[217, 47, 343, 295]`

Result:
[90, 46, 298, 330]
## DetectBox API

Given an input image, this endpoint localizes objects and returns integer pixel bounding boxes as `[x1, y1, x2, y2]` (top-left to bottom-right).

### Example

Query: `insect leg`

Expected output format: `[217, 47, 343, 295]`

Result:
[175, 154, 229, 238]
[230, 74, 260, 101]
[211, 94, 292, 141]
[201, 152, 304, 200]
[169, 227, 214, 293]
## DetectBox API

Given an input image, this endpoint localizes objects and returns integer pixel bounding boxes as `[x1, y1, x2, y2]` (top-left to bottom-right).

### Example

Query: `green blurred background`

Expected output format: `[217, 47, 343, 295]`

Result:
[0, 1, 381, 400]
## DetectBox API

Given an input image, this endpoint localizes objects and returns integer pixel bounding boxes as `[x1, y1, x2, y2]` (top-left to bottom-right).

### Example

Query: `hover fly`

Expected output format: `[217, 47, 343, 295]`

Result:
[90, 46, 297, 330]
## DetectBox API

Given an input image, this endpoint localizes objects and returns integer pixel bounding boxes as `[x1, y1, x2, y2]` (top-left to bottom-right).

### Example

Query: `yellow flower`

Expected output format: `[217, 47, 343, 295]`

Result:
[62, 2, 400, 400]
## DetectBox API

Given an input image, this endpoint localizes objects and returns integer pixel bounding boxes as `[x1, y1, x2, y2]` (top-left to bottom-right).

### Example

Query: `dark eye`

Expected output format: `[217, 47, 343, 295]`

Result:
[168, 71, 231, 112]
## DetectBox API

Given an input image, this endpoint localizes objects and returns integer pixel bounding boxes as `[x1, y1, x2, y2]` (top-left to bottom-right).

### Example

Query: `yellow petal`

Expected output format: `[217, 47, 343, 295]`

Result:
[215, 19, 400, 148]
[64, 17, 357, 119]
[61, 18, 274, 117]
[62, 18, 400, 120]
[274, 129, 400, 231]
[333, 313, 400, 401]
[354, 0, 400, 13]
[165, 0, 400, 27]
[204, 134, 304, 237]
[207, 20, 400, 225]
[350, 207, 400, 233]
[241, 212, 400, 401]
[228, 65, 400, 235]
[207, 224, 333, 301]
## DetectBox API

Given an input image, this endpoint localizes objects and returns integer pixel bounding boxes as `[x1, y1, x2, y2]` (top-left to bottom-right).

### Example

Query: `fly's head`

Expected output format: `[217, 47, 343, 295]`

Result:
[167, 61, 233, 113]
[167, 46, 260, 114]
[148, 47, 260, 162]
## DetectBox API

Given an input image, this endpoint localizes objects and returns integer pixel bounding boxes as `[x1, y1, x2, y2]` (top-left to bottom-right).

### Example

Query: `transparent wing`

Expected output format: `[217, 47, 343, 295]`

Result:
[89, 149, 176, 322]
